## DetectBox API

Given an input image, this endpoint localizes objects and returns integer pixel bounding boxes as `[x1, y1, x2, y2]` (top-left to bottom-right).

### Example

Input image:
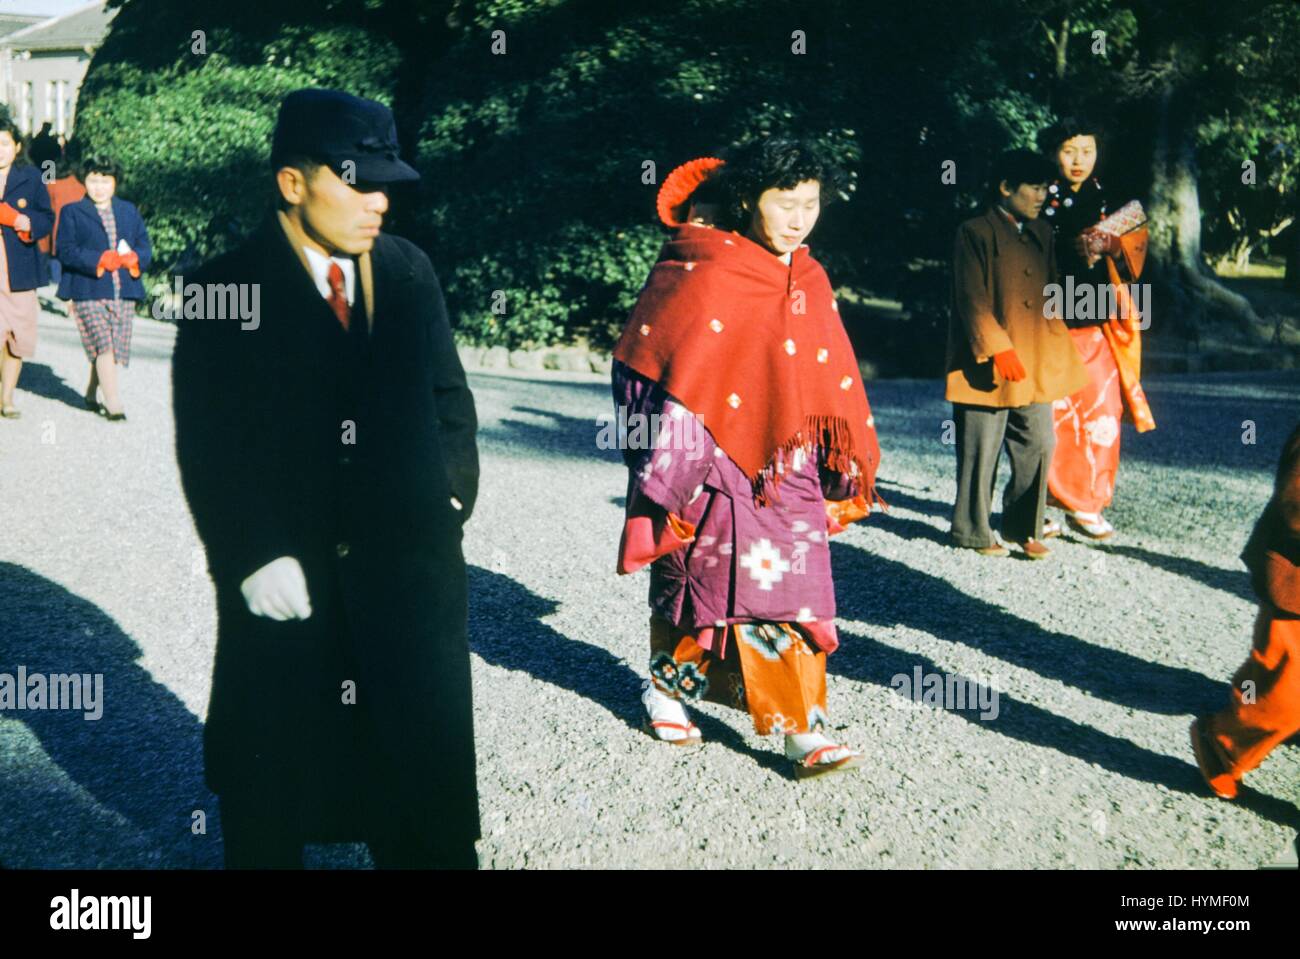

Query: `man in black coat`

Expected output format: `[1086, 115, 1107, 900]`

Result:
[173, 89, 480, 869]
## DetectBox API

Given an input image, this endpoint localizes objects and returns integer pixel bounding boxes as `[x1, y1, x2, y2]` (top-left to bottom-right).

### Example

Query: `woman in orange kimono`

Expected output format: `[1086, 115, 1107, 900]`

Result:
[1037, 118, 1154, 540]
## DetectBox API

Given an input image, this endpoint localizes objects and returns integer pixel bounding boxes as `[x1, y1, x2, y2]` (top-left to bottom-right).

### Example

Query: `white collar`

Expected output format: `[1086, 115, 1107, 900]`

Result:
[301, 245, 356, 305]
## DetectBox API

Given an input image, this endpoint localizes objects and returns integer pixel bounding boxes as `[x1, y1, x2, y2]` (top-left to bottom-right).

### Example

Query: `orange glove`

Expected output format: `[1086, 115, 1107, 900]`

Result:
[119, 250, 140, 278]
[0, 202, 31, 242]
[992, 348, 1027, 382]
[95, 249, 122, 277]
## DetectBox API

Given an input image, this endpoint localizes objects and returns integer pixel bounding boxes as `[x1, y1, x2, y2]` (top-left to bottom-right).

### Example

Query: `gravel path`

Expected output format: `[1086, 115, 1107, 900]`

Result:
[2, 304, 1298, 869]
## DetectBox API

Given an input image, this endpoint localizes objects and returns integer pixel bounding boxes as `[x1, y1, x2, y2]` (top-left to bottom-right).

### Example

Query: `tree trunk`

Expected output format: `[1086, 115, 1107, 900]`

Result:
[1140, 32, 1262, 339]
[380, 0, 466, 242]
[1286, 221, 1300, 293]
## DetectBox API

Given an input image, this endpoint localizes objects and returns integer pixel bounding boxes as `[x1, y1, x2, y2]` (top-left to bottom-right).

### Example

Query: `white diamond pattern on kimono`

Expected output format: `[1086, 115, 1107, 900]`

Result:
[640, 324, 651, 336]
[817, 348, 829, 363]
[684, 262, 696, 271]
[784, 339, 796, 355]
[740, 538, 791, 591]
[710, 319, 724, 333]
[727, 393, 741, 409]
[840, 376, 852, 390]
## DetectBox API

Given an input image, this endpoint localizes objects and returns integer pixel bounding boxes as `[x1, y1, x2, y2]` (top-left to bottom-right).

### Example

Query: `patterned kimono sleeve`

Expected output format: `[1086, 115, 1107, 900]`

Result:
[613, 359, 717, 573]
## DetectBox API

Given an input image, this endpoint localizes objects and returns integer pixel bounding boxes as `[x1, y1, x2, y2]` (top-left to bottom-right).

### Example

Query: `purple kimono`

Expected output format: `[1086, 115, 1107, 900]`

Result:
[614, 359, 863, 655]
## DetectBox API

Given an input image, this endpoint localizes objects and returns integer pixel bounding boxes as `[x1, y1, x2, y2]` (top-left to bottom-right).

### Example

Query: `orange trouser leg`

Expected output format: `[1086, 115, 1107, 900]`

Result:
[649, 616, 722, 703]
[649, 618, 829, 734]
[730, 623, 829, 735]
[1204, 609, 1300, 779]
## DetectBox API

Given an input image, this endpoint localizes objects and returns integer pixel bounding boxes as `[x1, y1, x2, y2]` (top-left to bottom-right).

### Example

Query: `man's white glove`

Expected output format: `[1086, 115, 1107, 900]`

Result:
[240, 556, 312, 621]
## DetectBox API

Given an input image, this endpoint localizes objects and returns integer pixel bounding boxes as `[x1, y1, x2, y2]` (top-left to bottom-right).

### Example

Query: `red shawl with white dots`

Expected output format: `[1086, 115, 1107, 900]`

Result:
[613, 224, 881, 505]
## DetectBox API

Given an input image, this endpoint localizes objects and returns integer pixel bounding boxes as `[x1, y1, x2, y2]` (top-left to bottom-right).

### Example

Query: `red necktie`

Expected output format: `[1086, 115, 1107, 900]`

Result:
[326, 260, 350, 331]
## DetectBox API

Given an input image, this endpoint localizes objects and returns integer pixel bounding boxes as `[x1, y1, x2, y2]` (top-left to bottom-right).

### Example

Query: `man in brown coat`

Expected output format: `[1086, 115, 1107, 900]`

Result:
[1192, 422, 1300, 800]
[947, 149, 1088, 558]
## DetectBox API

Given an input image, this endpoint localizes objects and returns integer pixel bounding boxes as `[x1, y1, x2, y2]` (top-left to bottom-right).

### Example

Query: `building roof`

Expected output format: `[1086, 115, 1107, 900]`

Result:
[0, 14, 46, 41]
[1, 2, 116, 53]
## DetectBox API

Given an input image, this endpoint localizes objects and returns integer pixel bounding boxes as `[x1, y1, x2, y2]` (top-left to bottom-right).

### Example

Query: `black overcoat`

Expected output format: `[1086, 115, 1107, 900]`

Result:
[172, 210, 480, 850]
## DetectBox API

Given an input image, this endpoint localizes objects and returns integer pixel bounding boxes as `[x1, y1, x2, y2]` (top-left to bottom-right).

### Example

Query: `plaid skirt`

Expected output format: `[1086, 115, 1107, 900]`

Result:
[71, 298, 134, 366]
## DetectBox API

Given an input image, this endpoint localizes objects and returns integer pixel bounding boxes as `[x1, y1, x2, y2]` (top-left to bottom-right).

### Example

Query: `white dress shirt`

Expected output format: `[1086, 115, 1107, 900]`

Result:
[301, 245, 356, 306]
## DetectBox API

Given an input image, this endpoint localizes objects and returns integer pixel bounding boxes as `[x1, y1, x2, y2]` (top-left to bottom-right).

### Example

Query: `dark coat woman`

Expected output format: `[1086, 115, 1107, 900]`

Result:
[56, 195, 153, 301]
[0, 162, 53, 290]
[172, 208, 480, 865]
[0, 144, 53, 418]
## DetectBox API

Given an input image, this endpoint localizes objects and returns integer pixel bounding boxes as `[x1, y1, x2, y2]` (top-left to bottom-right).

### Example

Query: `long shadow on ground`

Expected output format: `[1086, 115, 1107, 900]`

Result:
[830, 541, 1223, 717]
[467, 564, 786, 775]
[829, 624, 1300, 830]
[0, 562, 218, 868]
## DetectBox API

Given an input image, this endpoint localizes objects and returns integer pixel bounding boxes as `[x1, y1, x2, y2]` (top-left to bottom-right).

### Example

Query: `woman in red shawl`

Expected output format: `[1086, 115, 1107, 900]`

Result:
[613, 140, 882, 778]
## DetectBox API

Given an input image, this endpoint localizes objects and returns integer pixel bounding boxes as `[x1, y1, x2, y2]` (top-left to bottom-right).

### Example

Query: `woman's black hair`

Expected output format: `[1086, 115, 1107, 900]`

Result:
[80, 156, 122, 181]
[0, 119, 26, 159]
[1035, 115, 1105, 157]
[986, 149, 1058, 202]
[719, 137, 848, 231]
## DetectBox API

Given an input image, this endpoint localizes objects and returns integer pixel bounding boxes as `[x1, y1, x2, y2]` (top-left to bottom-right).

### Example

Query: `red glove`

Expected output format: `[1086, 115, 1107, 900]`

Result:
[1075, 230, 1121, 260]
[119, 250, 140, 278]
[95, 249, 122, 277]
[0, 202, 31, 242]
[992, 348, 1027, 382]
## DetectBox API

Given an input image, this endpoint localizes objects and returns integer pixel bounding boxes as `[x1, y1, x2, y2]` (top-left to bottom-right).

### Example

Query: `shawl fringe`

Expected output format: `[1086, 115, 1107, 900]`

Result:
[751, 413, 887, 512]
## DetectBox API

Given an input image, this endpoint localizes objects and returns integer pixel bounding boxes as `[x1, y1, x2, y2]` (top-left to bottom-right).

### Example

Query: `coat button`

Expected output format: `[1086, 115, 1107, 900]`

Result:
[1024, 267, 1032, 276]
[339, 454, 352, 466]
[1024, 298, 1033, 308]
[336, 542, 350, 558]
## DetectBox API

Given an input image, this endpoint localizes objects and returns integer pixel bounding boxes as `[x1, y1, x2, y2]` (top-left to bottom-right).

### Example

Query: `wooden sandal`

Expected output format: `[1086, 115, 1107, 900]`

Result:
[792, 743, 864, 779]
[642, 718, 703, 747]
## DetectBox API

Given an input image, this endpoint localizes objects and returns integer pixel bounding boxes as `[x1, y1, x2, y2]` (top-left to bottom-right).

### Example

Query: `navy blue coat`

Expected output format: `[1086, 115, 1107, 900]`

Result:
[1, 164, 53, 291]
[56, 196, 153, 301]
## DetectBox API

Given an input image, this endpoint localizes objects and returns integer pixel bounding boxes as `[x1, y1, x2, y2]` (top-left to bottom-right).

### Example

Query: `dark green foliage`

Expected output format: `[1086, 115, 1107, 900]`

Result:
[71, 0, 1300, 356]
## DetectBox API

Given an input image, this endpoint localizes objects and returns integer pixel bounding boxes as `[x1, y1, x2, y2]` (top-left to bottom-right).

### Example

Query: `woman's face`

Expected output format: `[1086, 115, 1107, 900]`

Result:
[0, 131, 20, 170]
[85, 172, 117, 205]
[1057, 135, 1098, 186]
[747, 179, 821, 255]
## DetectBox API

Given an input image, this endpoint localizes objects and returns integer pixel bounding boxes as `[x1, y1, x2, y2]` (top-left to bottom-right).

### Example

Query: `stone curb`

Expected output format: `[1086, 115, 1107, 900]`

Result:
[456, 344, 612, 375]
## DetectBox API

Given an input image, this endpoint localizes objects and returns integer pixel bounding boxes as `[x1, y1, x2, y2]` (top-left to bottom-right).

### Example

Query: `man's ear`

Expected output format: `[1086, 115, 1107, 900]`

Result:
[997, 179, 1012, 199]
[275, 166, 308, 208]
